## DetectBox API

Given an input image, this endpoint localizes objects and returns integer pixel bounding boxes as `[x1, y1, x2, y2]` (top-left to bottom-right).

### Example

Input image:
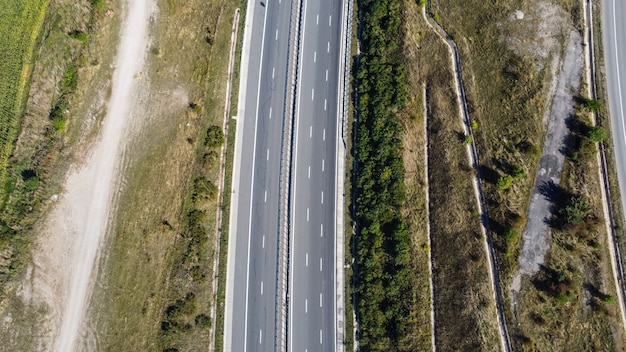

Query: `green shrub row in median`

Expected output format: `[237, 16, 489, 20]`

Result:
[353, 0, 413, 350]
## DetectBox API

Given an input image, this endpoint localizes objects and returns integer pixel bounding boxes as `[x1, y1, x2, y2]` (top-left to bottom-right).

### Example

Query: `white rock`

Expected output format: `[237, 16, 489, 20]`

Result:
[514, 10, 524, 20]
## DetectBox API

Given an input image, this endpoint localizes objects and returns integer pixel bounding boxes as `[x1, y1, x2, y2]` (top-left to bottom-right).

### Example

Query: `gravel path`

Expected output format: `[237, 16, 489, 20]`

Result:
[511, 29, 582, 296]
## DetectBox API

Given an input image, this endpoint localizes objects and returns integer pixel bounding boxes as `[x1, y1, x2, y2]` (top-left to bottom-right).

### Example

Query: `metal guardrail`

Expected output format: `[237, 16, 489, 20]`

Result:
[276, 0, 305, 349]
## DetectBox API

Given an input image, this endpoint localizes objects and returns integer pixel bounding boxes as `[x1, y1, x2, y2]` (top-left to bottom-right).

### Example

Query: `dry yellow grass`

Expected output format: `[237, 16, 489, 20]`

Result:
[399, 2, 501, 350]
[86, 0, 239, 350]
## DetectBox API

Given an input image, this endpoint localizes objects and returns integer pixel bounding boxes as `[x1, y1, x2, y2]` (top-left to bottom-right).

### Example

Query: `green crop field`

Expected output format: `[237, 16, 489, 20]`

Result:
[0, 0, 48, 201]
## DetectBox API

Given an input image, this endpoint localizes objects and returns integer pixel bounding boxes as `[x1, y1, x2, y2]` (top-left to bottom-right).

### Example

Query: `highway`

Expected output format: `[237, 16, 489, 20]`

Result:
[225, 0, 292, 349]
[602, 0, 626, 216]
[224, 0, 344, 350]
[288, 0, 343, 350]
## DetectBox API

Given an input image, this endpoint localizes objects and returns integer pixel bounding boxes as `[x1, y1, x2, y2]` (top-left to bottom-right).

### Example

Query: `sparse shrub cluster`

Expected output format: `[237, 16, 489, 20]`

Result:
[49, 63, 78, 132]
[205, 125, 224, 148]
[353, 0, 415, 350]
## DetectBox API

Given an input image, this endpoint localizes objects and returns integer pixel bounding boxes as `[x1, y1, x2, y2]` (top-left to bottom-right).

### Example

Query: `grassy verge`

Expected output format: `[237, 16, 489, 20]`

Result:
[590, 0, 626, 277]
[397, 1, 436, 350]
[512, 105, 623, 350]
[0, 0, 49, 200]
[0, 0, 116, 291]
[414, 8, 501, 349]
[214, 118, 236, 352]
[87, 0, 240, 349]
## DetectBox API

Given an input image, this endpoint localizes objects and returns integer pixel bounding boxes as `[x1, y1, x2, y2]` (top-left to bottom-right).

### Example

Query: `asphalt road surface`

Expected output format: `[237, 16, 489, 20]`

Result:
[602, 0, 626, 228]
[288, 0, 343, 350]
[226, 0, 292, 349]
[226, 0, 343, 349]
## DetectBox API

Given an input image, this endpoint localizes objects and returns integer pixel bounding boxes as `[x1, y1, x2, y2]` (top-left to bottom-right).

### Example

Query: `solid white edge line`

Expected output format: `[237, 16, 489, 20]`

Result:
[224, 0, 256, 348]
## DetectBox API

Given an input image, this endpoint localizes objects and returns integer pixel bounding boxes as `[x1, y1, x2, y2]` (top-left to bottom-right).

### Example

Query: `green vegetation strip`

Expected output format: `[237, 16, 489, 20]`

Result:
[353, 0, 414, 350]
[0, 0, 48, 200]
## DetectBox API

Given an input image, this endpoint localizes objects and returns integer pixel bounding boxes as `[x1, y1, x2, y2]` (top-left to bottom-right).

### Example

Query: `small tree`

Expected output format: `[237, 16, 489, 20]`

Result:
[463, 134, 473, 145]
[588, 126, 605, 143]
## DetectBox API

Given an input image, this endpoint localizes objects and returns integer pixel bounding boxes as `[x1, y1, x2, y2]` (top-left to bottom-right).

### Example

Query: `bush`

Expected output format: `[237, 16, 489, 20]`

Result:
[68, 30, 89, 43]
[511, 165, 525, 179]
[559, 195, 589, 226]
[503, 228, 518, 244]
[463, 135, 473, 145]
[24, 176, 40, 191]
[584, 98, 602, 112]
[192, 177, 218, 202]
[195, 313, 211, 329]
[588, 126, 605, 143]
[205, 125, 224, 148]
[497, 175, 513, 190]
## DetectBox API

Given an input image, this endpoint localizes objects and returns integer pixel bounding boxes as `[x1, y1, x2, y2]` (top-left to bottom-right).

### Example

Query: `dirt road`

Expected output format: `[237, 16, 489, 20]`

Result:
[27, 0, 153, 350]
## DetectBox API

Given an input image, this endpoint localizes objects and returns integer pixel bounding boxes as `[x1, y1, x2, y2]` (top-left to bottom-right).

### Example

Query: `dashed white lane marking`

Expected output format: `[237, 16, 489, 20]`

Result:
[325, 69, 328, 81]
[329, 15, 331, 26]
[320, 329, 323, 344]
[262, 235, 265, 248]
[310, 126, 312, 138]
[324, 98, 327, 110]
[314, 51, 317, 63]
[306, 298, 308, 313]
[261, 281, 264, 294]
[266, 149, 269, 160]
[316, 14, 319, 25]
[308, 166, 311, 178]
[272, 67, 275, 79]
[260, 329, 263, 344]
[264, 190, 267, 202]
[312, 88, 315, 100]
[269, 106, 272, 119]
[320, 257, 323, 271]
[321, 191, 324, 204]
[322, 159, 325, 172]
[320, 293, 322, 307]
[323, 129, 326, 141]
[320, 223, 323, 237]
[306, 252, 309, 266]
[327, 41, 330, 53]
[275, 29, 278, 40]
[307, 208, 310, 222]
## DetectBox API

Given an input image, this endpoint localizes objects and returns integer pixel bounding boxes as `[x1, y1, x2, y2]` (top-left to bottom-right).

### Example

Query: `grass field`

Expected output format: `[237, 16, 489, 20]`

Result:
[511, 106, 624, 350]
[86, 0, 241, 349]
[0, 0, 48, 202]
[416, 16, 502, 350]
[428, 0, 625, 349]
